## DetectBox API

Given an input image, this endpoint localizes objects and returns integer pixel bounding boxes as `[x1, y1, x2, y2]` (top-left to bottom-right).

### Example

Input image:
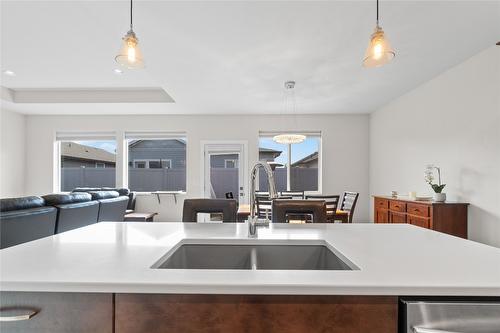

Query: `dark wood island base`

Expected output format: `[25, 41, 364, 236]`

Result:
[115, 294, 398, 333]
[0, 292, 397, 333]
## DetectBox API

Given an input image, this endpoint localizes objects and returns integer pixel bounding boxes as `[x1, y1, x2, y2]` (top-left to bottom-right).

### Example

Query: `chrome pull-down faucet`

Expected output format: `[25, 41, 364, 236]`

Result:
[248, 161, 278, 237]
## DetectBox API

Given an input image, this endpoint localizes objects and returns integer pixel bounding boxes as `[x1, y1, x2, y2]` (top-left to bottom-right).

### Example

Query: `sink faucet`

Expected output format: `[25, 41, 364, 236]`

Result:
[248, 161, 278, 237]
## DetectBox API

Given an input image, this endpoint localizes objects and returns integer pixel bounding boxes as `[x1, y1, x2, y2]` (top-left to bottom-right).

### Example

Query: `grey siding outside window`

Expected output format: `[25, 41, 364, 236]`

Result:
[127, 139, 187, 192]
[128, 139, 186, 169]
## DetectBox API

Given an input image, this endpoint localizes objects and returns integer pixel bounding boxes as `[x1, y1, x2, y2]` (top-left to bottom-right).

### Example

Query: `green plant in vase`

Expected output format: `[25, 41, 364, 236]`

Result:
[424, 165, 446, 202]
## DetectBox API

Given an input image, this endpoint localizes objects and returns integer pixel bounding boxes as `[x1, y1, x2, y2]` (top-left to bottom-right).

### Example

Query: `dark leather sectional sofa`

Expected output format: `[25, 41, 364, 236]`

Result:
[0, 188, 132, 249]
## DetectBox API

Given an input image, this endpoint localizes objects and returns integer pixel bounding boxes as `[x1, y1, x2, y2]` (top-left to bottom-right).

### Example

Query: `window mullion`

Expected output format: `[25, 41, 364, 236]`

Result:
[287, 143, 291, 191]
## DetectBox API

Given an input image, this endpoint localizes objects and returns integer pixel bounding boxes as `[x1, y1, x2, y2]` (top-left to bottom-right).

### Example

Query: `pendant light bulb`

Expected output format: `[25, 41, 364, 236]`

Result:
[363, 25, 395, 67]
[362, 0, 395, 68]
[115, 0, 144, 69]
[116, 30, 144, 69]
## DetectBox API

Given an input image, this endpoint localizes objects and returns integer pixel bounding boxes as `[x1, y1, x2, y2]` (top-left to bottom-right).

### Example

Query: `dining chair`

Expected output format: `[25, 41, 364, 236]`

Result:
[272, 200, 327, 224]
[255, 194, 273, 220]
[339, 191, 359, 223]
[182, 199, 238, 223]
[306, 195, 340, 223]
[280, 191, 304, 199]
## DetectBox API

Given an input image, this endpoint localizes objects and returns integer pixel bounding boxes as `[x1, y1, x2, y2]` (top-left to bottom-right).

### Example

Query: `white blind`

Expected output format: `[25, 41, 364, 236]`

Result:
[125, 131, 187, 140]
[56, 131, 117, 141]
[259, 130, 321, 137]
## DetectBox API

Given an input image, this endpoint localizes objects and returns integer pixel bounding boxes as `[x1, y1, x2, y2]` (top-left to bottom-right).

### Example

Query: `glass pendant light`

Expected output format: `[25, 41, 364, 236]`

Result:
[273, 81, 306, 145]
[363, 0, 395, 68]
[115, 0, 144, 69]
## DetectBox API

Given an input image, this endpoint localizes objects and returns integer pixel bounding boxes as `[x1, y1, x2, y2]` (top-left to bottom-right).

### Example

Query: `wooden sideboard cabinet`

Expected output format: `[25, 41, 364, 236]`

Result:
[373, 196, 469, 238]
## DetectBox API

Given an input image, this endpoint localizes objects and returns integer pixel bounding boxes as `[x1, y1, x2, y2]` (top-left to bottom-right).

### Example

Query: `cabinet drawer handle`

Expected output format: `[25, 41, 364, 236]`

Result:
[0, 309, 38, 322]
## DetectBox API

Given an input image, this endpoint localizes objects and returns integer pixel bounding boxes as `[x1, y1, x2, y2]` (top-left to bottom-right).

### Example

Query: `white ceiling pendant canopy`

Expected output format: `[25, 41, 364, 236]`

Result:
[273, 81, 306, 145]
[115, 0, 144, 69]
[363, 0, 395, 68]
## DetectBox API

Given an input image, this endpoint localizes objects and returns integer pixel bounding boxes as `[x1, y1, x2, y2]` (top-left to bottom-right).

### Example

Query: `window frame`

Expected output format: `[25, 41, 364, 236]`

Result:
[54, 132, 118, 192]
[124, 134, 187, 193]
[161, 159, 172, 169]
[133, 159, 148, 168]
[258, 132, 322, 195]
[224, 159, 238, 169]
[131, 159, 173, 169]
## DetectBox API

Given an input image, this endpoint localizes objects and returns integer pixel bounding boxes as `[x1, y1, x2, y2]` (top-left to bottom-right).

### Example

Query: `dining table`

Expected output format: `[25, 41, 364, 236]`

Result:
[236, 204, 349, 223]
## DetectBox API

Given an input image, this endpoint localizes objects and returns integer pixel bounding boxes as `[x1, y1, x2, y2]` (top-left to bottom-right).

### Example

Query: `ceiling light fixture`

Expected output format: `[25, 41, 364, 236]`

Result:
[115, 0, 144, 69]
[2, 70, 16, 76]
[362, 0, 395, 68]
[273, 81, 306, 145]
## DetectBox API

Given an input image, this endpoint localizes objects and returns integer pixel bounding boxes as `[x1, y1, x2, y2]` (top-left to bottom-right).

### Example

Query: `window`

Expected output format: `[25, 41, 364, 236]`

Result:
[57, 132, 117, 192]
[126, 133, 187, 192]
[132, 159, 172, 169]
[224, 159, 238, 168]
[161, 159, 172, 169]
[258, 132, 320, 192]
[148, 160, 162, 169]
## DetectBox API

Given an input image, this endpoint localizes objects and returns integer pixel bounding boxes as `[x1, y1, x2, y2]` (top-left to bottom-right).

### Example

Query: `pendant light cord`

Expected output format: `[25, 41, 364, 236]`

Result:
[376, 0, 379, 26]
[130, 0, 133, 30]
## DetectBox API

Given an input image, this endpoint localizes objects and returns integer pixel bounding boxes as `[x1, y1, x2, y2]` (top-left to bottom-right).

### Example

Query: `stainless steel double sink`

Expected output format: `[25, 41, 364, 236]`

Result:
[152, 240, 357, 270]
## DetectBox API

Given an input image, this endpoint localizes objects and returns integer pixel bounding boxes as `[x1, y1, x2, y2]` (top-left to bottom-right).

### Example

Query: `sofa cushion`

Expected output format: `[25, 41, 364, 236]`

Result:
[1, 206, 57, 249]
[111, 188, 130, 196]
[72, 187, 101, 193]
[0, 196, 45, 212]
[43, 192, 92, 206]
[73, 187, 130, 196]
[88, 191, 120, 200]
[55, 201, 99, 234]
[97, 196, 129, 222]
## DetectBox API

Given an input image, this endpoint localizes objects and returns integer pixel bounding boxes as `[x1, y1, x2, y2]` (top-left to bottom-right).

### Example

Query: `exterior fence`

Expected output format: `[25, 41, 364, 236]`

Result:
[61, 168, 186, 192]
[62, 167, 318, 194]
[62, 168, 116, 191]
[129, 169, 186, 192]
[259, 168, 318, 192]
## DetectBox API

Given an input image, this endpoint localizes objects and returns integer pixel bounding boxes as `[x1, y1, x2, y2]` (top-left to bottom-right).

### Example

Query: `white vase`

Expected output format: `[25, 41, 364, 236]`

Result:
[433, 193, 446, 202]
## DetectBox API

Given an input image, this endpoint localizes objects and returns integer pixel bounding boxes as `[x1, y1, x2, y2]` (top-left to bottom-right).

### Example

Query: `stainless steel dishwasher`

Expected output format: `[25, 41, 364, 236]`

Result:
[400, 298, 500, 333]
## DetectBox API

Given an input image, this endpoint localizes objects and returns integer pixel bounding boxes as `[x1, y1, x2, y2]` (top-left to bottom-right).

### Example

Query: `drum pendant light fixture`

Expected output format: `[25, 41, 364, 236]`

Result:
[115, 0, 144, 69]
[363, 0, 395, 68]
[273, 81, 306, 145]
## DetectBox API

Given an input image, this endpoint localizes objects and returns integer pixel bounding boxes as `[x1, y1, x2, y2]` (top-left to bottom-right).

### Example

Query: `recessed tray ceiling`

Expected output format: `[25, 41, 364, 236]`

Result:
[1, 87, 174, 104]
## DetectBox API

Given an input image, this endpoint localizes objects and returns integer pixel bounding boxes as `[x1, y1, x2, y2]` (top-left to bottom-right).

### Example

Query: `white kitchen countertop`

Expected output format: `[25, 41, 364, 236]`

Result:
[1, 222, 499, 296]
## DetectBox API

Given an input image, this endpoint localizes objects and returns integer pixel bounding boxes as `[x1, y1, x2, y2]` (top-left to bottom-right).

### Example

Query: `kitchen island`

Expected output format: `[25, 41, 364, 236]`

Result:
[1, 222, 499, 332]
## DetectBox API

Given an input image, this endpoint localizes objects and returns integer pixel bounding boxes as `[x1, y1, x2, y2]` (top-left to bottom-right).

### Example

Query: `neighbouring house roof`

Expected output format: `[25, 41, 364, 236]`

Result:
[127, 138, 186, 148]
[61, 142, 116, 163]
[291, 151, 318, 167]
[259, 147, 282, 158]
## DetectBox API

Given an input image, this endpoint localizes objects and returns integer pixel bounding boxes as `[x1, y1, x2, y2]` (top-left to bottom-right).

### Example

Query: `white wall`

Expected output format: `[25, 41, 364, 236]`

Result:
[0, 109, 26, 197]
[24, 114, 370, 222]
[370, 46, 500, 247]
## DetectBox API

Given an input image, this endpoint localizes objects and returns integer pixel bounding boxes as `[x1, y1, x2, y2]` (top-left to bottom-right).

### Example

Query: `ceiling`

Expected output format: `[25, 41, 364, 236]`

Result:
[1, 1, 499, 115]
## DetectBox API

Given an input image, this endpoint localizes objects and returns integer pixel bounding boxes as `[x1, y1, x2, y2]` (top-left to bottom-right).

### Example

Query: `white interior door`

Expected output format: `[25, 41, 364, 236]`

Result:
[201, 141, 248, 205]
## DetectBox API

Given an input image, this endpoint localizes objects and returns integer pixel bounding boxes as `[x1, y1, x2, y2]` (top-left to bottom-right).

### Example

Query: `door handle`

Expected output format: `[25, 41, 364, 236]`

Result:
[413, 327, 461, 333]
[0, 309, 38, 322]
